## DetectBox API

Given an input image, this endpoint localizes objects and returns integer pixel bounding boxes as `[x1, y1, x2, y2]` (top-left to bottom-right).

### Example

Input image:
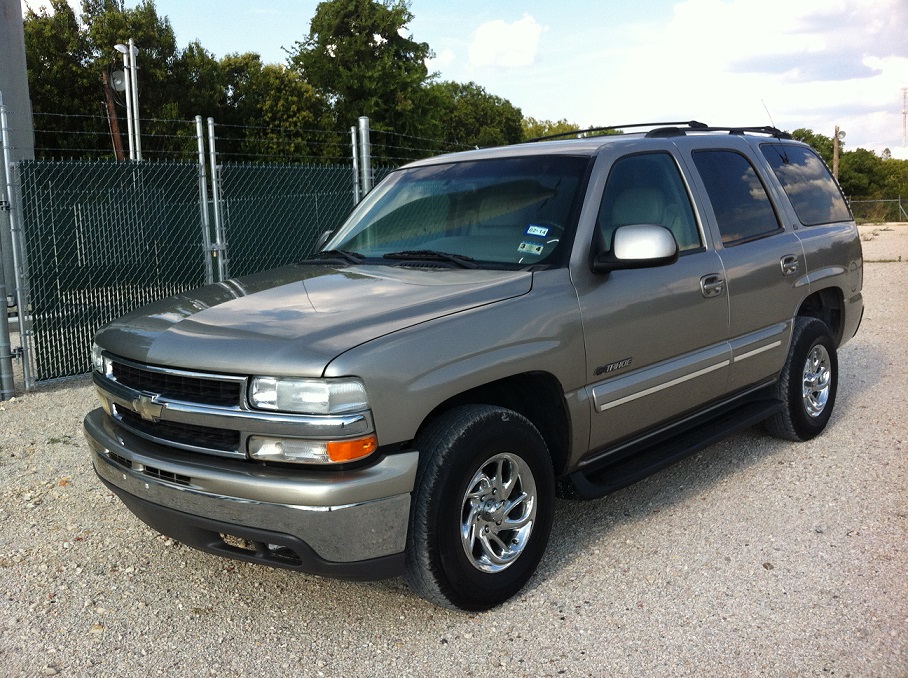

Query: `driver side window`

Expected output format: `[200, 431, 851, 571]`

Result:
[597, 153, 701, 252]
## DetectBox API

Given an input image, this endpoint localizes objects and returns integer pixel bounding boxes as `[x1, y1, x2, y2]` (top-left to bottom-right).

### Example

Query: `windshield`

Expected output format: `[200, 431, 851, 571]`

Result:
[327, 155, 588, 267]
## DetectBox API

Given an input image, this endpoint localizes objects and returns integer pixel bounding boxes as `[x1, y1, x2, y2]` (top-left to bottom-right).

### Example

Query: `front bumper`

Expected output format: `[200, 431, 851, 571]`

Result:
[84, 408, 418, 580]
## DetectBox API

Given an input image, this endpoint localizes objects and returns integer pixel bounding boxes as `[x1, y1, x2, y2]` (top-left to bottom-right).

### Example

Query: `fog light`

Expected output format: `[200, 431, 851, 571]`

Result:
[248, 435, 377, 464]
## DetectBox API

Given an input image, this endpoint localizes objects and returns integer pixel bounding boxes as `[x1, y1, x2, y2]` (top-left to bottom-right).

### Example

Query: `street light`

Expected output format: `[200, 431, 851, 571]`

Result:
[114, 40, 141, 160]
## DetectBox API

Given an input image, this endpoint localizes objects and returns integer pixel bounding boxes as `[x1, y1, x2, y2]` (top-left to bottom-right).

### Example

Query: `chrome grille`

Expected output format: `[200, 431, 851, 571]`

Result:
[112, 361, 242, 407]
[116, 407, 241, 453]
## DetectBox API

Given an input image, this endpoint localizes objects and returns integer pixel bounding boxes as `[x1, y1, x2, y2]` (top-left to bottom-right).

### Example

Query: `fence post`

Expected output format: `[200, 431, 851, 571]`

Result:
[0, 95, 31, 389]
[207, 117, 228, 282]
[0, 234, 12, 399]
[195, 116, 214, 285]
[358, 116, 372, 195]
[351, 125, 361, 205]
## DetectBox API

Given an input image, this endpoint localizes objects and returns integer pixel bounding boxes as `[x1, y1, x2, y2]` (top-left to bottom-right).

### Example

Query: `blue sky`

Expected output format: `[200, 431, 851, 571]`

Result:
[23, 0, 908, 157]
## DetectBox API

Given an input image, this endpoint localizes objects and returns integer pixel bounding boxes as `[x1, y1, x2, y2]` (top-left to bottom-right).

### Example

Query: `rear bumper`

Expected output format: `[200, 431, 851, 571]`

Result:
[84, 408, 417, 579]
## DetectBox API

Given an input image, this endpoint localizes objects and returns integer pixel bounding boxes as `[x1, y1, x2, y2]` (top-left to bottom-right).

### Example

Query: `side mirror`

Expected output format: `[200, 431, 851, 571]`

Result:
[591, 224, 679, 274]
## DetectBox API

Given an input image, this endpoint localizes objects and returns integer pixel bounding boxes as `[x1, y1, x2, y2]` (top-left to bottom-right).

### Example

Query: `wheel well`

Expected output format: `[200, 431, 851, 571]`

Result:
[798, 287, 844, 345]
[419, 372, 571, 477]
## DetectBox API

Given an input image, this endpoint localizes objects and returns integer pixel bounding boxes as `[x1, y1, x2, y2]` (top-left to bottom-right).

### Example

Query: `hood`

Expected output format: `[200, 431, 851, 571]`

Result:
[95, 264, 533, 376]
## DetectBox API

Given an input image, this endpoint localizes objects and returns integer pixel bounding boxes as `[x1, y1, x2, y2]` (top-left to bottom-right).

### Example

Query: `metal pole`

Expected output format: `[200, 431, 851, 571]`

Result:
[129, 38, 142, 161]
[196, 116, 213, 285]
[1, 97, 31, 388]
[0, 92, 13, 399]
[358, 116, 372, 194]
[350, 125, 361, 204]
[122, 50, 135, 160]
[0, 234, 13, 399]
[207, 117, 227, 282]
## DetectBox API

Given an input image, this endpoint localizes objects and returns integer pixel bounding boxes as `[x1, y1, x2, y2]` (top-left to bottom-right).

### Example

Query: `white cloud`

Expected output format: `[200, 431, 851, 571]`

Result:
[468, 14, 543, 68]
[581, 0, 908, 153]
[428, 48, 456, 72]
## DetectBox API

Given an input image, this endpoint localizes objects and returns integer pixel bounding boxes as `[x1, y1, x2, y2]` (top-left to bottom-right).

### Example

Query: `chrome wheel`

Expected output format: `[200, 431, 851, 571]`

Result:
[802, 344, 832, 418]
[460, 452, 537, 573]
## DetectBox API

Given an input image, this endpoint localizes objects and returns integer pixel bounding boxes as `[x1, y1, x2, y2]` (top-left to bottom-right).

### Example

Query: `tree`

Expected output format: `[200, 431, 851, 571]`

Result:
[425, 81, 522, 150]
[23, 0, 99, 157]
[790, 128, 836, 166]
[239, 65, 335, 161]
[838, 148, 886, 198]
[522, 117, 580, 141]
[288, 0, 434, 145]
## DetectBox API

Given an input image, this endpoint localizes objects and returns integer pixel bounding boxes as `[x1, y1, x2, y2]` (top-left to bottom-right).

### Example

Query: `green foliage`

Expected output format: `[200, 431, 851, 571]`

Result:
[24, 0, 99, 156]
[241, 65, 335, 161]
[288, 0, 433, 144]
[790, 128, 836, 165]
[791, 127, 908, 204]
[427, 81, 523, 149]
[522, 117, 580, 141]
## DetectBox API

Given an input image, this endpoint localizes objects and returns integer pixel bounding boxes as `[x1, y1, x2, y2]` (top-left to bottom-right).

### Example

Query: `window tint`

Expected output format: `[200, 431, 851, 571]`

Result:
[760, 144, 851, 226]
[692, 150, 781, 245]
[597, 152, 701, 252]
[335, 156, 588, 266]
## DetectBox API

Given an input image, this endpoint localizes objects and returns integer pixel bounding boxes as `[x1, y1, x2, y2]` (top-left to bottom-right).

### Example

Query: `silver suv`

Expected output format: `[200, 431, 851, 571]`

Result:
[84, 122, 864, 610]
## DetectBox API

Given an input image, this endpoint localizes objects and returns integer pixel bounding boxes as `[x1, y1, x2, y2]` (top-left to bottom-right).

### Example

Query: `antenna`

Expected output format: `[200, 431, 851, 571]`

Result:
[761, 99, 777, 129]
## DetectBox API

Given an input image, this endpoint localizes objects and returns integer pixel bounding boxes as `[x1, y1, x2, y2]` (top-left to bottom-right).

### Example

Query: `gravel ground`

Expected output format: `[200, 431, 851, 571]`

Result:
[1, 227, 906, 677]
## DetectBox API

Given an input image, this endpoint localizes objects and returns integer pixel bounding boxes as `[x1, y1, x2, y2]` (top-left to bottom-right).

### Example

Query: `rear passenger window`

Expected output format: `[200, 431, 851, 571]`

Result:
[597, 152, 702, 252]
[692, 150, 781, 246]
[760, 144, 852, 225]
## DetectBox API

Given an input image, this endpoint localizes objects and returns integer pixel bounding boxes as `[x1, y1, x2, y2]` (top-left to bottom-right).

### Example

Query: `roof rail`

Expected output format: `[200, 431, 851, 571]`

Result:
[645, 124, 791, 139]
[527, 120, 708, 143]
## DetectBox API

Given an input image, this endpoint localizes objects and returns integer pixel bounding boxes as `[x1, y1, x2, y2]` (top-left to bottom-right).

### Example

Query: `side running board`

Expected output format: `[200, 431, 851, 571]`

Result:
[563, 399, 784, 500]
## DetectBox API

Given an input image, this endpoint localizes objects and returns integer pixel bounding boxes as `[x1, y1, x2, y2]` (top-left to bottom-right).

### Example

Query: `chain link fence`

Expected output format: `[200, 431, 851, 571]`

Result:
[220, 163, 355, 277]
[848, 198, 908, 223]
[2, 110, 449, 388]
[17, 160, 207, 380]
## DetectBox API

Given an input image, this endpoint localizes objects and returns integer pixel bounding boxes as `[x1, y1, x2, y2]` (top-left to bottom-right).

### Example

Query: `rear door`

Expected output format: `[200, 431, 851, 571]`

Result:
[675, 136, 804, 392]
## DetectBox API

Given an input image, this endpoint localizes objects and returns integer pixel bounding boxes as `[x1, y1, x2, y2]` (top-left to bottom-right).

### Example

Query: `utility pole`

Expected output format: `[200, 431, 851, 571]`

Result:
[102, 71, 125, 161]
[832, 125, 840, 179]
[902, 87, 907, 148]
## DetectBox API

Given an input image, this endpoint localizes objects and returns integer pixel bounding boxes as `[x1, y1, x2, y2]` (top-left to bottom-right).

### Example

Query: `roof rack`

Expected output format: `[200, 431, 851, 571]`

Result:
[527, 120, 708, 142]
[646, 124, 791, 139]
[528, 121, 791, 142]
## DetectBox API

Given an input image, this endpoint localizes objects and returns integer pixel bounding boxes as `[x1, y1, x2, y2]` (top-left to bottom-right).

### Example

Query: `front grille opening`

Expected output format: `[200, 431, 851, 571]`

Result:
[116, 408, 240, 453]
[266, 543, 303, 565]
[216, 534, 303, 566]
[108, 451, 133, 469]
[142, 465, 191, 487]
[220, 533, 256, 551]
[111, 362, 242, 407]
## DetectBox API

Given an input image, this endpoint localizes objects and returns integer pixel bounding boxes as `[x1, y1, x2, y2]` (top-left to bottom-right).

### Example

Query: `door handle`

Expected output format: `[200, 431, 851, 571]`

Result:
[700, 274, 725, 298]
[780, 255, 799, 276]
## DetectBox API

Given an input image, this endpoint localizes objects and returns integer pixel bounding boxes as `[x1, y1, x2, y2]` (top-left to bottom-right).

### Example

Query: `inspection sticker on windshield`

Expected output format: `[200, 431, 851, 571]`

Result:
[525, 225, 549, 237]
[518, 241, 544, 256]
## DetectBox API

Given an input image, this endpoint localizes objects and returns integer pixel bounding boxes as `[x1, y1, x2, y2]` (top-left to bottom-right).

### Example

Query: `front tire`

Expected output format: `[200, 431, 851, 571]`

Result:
[765, 316, 838, 441]
[405, 405, 555, 611]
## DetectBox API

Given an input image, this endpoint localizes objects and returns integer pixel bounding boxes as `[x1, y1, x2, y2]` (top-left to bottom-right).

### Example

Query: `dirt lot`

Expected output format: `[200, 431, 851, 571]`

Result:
[0, 226, 905, 677]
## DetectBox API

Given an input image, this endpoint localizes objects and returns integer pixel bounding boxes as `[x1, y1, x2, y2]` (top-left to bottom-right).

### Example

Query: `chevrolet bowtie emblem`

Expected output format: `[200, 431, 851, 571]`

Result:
[132, 394, 165, 422]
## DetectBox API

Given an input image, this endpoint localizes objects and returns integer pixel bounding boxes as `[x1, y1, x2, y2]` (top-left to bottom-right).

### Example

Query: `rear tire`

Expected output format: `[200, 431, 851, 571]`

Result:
[765, 316, 838, 441]
[405, 405, 554, 611]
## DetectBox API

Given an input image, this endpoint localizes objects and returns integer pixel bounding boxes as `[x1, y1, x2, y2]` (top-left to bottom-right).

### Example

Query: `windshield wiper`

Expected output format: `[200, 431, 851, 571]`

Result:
[382, 250, 478, 269]
[301, 249, 365, 265]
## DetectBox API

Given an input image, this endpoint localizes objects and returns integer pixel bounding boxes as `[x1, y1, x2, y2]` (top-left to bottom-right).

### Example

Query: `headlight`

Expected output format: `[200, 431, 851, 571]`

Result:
[91, 343, 112, 376]
[249, 377, 369, 415]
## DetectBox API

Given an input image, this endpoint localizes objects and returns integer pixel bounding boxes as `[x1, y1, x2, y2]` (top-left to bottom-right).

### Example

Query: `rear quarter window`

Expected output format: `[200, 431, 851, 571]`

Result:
[760, 144, 852, 226]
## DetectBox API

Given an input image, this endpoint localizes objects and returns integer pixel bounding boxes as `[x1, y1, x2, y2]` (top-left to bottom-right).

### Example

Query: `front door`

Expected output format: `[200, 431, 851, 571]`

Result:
[574, 151, 730, 454]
